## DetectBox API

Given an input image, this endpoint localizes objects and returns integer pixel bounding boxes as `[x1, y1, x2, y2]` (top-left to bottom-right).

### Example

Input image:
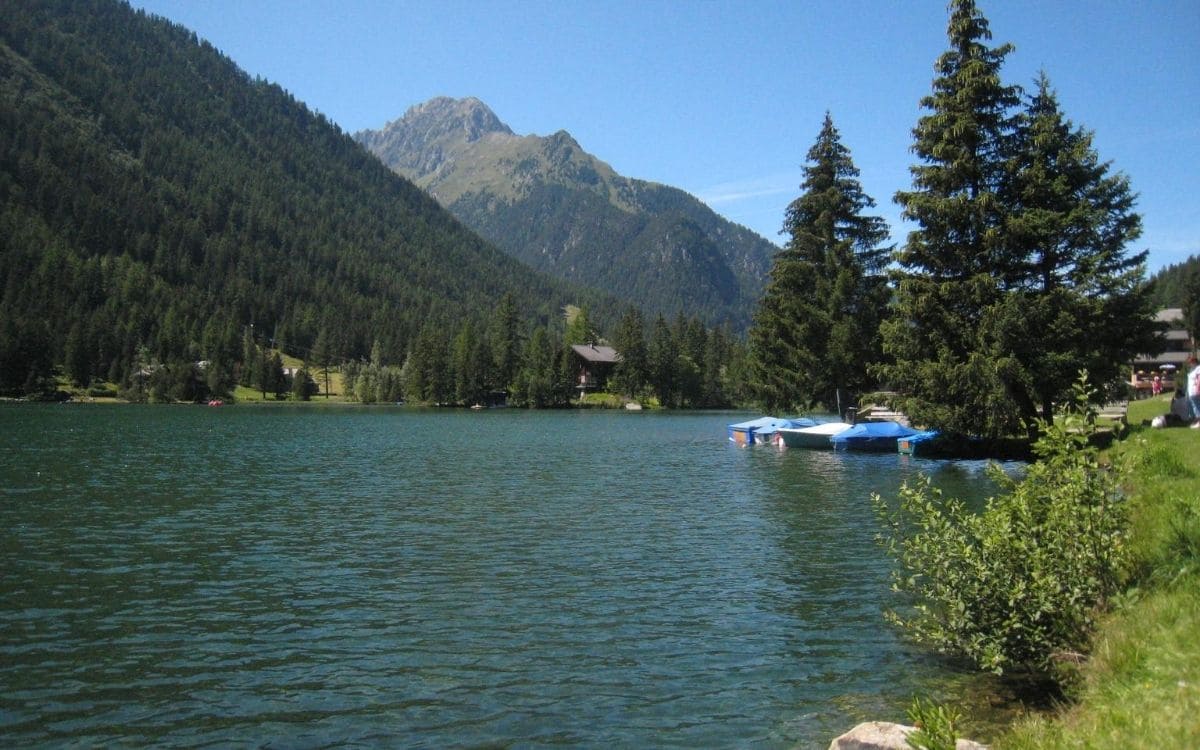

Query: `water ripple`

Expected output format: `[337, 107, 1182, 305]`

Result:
[0, 405, 1009, 748]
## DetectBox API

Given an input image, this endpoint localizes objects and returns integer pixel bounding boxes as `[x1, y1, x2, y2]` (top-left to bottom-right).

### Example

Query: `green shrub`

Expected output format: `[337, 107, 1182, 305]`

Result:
[905, 697, 962, 750]
[873, 374, 1129, 680]
[86, 383, 118, 398]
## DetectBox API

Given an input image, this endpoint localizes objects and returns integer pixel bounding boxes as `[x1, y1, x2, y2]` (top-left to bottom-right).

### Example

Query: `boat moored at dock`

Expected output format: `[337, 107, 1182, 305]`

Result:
[829, 421, 920, 452]
[774, 421, 853, 449]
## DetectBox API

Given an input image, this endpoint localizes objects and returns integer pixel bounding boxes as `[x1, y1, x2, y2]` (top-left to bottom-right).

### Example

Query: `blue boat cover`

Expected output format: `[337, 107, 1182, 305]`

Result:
[728, 416, 816, 434]
[727, 416, 818, 443]
[829, 421, 920, 444]
[905, 430, 941, 444]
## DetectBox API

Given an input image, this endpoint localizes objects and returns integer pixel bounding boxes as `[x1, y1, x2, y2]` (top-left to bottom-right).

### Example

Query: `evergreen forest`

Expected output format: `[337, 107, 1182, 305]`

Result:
[0, 0, 618, 400]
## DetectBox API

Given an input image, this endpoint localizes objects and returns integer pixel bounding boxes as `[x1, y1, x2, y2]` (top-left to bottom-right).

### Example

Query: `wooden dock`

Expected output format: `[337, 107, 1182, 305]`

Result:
[857, 404, 911, 426]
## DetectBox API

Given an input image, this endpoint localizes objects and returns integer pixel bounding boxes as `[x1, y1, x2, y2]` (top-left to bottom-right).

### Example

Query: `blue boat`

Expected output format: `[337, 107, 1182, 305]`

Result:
[775, 421, 854, 449]
[727, 416, 816, 446]
[829, 421, 920, 452]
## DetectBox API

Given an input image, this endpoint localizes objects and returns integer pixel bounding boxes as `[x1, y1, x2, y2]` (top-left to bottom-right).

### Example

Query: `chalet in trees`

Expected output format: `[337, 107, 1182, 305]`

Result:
[1131, 308, 1195, 396]
[571, 344, 621, 392]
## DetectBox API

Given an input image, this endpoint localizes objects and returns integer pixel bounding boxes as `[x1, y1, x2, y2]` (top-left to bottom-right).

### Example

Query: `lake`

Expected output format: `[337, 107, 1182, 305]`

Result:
[0, 404, 1013, 748]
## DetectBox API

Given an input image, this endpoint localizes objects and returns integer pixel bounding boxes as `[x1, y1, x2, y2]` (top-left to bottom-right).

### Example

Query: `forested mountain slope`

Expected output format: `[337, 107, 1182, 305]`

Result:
[1147, 254, 1200, 309]
[356, 97, 778, 332]
[0, 0, 598, 394]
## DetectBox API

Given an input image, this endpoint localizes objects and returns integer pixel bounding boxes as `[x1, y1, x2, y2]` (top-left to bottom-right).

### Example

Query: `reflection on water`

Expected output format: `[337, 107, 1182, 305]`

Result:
[1, 405, 1016, 748]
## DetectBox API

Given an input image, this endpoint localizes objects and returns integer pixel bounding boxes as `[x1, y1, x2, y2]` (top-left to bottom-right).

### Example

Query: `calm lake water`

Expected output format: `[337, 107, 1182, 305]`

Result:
[1, 404, 1013, 748]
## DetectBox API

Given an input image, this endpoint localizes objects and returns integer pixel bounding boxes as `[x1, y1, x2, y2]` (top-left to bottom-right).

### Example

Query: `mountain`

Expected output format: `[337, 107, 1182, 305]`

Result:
[0, 0, 601, 395]
[355, 97, 778, 331]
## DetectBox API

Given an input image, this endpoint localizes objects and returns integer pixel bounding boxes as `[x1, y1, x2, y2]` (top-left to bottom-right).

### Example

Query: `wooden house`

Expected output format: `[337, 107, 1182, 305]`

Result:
[570, 344, 621, 392]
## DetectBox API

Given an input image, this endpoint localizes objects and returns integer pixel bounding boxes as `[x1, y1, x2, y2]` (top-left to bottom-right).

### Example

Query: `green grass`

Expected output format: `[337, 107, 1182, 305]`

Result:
[996, 401, 1200, 748]
[577, 391, 640, 409]
[1126, 394, 1173, 425]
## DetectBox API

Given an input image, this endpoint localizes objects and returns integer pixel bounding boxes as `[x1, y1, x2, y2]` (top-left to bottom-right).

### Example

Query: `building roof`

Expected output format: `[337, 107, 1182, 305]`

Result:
[571, 344, 621, 363]
[1134, 351, 1191, 368]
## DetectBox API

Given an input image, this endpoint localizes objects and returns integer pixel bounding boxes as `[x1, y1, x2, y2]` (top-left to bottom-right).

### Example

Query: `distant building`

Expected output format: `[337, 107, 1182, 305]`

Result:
[1131, 308, 1193, 396]
[570, 344, 621, 392]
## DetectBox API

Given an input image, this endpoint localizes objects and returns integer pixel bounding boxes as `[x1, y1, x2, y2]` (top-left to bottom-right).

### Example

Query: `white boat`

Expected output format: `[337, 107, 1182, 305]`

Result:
[775, 421, 853, 449]
[727, 416, 815, 446]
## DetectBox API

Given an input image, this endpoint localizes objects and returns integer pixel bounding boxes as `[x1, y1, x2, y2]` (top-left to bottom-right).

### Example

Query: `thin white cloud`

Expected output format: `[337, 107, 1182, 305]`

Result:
[692, 171, 802, 207]
[699, 184, 795, 205]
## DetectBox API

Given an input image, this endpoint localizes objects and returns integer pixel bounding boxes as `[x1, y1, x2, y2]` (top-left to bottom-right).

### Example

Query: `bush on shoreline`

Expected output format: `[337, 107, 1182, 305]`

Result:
[874, 376, 1129, 682]
[875, 392, 1199, 748]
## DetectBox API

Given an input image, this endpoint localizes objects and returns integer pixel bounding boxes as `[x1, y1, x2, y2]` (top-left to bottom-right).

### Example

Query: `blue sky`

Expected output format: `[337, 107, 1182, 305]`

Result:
[130, 0, 1198, 272]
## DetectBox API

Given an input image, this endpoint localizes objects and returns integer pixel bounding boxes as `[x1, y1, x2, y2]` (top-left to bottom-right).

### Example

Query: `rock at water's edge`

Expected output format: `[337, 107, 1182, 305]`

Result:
[828, 721, 988, 750]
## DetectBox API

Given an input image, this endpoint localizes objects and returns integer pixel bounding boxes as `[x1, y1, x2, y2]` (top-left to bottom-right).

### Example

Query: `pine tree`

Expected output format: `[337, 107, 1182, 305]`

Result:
[240, 327, 259, 388]
[701, 325, 732, 408]
[610, 307, 648, 399]
[452, 320, 491, 406]
[749, 113, 891, 412]
[879, 0, 1024, 438]
[64, 321, 92, 387]
[489, 293, 521, 393]
[514, 326, 558, 408]
[291, 364, 312, 401]
[648, 315, 678, 408]
[882, 2, 1154, 437]
[1000, 73, 1155, 417]
[269, 351, 286, 399]
[311, 326, 332, 398]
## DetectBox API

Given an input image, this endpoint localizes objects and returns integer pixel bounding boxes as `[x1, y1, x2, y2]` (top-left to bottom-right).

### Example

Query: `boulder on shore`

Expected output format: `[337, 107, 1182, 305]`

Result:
[828, 721, 988, 750]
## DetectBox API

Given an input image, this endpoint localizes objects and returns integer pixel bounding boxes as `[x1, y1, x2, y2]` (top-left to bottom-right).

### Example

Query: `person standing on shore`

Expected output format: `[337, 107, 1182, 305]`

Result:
[1188, 356, 1200, 428]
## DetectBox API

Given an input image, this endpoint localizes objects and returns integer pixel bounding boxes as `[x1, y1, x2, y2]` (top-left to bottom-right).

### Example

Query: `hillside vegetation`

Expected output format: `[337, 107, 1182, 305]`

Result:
[0, 0, 600, 397]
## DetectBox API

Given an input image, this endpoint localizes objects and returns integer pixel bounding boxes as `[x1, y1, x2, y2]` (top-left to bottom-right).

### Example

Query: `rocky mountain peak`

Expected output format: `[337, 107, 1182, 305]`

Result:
[402, 96, 513, 143]
[355, 96, 514, 178]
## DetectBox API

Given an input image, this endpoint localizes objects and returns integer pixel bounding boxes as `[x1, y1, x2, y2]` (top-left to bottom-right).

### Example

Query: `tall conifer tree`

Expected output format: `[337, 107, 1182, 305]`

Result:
[1000, 73, 1155, 419]
[879, 0, 1024, 437]
[610, 307, 648, 399]
[748, 113, 890, 412]
[489, 293, 521, 392]
[882, 1, 1154, 437]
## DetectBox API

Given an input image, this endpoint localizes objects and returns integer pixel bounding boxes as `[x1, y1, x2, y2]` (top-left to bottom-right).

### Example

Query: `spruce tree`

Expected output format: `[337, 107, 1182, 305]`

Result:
[648, 315, 678, 408]
[1001, 73, 1155, 417]
[311, 327, 332, 398]
[882, 1, 1154, 437]
[879, 0, 1023, 438]
[610, 307, 648, 399]
[489, 293, 521, 393]
[749, 113, 891, 413]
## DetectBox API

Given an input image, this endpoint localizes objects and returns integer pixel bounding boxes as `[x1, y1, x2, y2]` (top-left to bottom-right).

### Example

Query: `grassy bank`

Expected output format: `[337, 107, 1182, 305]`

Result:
[996, 396, 1200, 747]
